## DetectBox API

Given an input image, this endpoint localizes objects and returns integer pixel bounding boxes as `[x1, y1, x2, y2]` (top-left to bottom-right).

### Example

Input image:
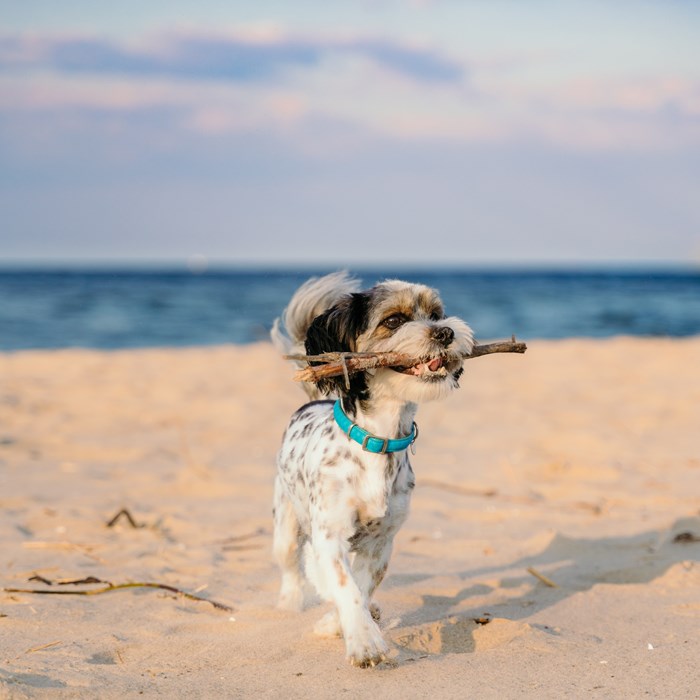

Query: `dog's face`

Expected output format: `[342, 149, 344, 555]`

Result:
[305, 279, 474, 406]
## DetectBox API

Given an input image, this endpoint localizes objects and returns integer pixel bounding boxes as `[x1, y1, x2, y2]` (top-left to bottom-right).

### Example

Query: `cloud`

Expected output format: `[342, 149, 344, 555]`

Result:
[1, 28, 698, 154]
[0, 30, 464, 85]
[345, 38, 463, 83]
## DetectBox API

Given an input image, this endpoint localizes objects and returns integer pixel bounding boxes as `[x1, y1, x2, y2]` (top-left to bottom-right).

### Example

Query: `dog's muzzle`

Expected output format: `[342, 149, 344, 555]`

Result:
[431, 326, 455, 347]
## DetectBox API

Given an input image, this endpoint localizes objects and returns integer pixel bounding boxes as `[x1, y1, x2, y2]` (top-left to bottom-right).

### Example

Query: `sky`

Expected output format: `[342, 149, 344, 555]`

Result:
[1, 0, 699, 267]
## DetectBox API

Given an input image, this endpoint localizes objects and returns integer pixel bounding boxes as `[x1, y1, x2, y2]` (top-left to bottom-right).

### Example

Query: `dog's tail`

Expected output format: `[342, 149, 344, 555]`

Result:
[271, 271, 360, 398]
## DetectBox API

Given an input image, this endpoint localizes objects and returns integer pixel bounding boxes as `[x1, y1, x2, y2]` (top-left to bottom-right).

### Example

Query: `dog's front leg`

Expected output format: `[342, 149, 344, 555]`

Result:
[311, 526, 388, 667]
[351, 539, 393, 618]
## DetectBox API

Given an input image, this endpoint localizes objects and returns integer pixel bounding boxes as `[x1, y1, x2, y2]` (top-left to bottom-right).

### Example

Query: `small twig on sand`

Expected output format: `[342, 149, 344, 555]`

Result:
[216, 527, 268, 552]
[673, 531, 700, 543]
[420, 479, 499, 499]
[286, 338, 527, 384]
[214, 527, 270, 545]
[25, 641, 62, 654]
[106, 508, 144, 529]
[526, 567, 559, 588]
[4, 577, 234, 613]
[216, 527, 268, 545]
[28, 575, 103, 586]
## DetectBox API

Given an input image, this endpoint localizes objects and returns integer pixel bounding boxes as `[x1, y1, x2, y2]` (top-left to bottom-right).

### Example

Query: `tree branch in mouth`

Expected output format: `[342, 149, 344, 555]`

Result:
[285, 338, 527, 384]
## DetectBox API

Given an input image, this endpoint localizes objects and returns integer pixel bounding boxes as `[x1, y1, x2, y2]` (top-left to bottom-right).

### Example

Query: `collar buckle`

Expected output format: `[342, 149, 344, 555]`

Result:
[362, 434, 389, 454]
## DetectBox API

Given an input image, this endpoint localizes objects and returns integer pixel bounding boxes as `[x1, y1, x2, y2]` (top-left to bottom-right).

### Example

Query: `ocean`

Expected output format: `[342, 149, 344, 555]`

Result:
[1, 268, 699, 350]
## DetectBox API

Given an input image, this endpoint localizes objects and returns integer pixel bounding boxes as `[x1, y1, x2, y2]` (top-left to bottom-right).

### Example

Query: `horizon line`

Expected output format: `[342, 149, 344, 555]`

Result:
[1, 259, 698, 273]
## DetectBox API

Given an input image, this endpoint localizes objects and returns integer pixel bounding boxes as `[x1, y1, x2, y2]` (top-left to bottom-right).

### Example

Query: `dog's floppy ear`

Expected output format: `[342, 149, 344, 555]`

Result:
[305, 292, 370, 401]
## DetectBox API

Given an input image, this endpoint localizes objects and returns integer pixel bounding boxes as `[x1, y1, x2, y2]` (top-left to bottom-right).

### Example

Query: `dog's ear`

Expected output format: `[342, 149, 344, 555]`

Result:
[305, 292, 370, 400]
[305, 292, 368, 355]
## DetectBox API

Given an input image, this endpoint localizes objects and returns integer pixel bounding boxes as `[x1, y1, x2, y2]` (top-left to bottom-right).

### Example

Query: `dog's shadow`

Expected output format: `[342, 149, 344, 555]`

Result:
[382, 516, 700, 660]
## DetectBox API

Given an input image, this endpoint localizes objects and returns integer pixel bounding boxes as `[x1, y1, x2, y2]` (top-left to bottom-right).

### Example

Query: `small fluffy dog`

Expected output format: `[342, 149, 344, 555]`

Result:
[271, 272, 474, 667]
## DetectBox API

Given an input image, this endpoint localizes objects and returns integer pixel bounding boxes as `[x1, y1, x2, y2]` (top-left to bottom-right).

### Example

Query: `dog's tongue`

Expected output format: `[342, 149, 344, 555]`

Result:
[404, 357, 443, 375]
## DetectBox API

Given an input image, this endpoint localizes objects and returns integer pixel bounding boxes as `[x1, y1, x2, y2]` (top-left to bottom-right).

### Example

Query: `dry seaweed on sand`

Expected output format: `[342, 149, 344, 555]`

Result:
[4, 576, 234, 613]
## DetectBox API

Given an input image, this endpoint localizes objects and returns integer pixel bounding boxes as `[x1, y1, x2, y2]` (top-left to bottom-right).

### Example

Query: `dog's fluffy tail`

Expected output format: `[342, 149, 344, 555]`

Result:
[271, 271, 360, 398]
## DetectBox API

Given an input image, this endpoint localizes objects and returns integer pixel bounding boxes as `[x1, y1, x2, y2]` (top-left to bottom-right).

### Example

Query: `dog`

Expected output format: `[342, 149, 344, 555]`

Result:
[271, 271, 474, 667]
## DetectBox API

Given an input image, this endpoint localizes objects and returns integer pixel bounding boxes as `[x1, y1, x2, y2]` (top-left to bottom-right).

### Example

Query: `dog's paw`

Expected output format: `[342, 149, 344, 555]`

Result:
[314, 610, 342, 637]
[348, 645, 388, 668]
[345, 620, 388, 668]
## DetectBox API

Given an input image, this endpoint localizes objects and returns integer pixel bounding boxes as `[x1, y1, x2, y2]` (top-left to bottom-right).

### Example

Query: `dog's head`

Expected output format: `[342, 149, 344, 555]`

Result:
[305, 279, 473, 408]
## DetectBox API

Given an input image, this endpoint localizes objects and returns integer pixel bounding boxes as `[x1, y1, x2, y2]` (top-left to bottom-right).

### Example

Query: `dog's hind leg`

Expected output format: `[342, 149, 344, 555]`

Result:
[273, 476, 305, 611]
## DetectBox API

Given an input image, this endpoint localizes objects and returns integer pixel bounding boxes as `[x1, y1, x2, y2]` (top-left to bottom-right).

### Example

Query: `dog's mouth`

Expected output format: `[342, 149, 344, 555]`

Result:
[392, 355, 459, 380]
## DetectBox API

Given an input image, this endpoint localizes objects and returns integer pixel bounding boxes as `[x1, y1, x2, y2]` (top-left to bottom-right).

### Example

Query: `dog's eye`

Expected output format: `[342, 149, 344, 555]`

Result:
[429, 310, 444, 322]
[382, 314, 407, 331]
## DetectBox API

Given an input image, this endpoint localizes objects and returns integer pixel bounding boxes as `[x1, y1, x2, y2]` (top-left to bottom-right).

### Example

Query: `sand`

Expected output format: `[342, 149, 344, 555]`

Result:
[1, 338, 699, 698]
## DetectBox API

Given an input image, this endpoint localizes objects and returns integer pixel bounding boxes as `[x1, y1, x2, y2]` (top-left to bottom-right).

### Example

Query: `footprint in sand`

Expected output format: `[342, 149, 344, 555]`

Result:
[391, 616, 531, 655]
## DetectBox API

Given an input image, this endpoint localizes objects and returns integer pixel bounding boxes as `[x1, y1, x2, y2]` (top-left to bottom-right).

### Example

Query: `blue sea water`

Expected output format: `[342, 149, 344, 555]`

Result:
[0, 268, 699, 350]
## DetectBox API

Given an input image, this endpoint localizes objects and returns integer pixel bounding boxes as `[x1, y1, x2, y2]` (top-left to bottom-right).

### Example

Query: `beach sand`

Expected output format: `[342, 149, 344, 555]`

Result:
[1, 338, 699, 698]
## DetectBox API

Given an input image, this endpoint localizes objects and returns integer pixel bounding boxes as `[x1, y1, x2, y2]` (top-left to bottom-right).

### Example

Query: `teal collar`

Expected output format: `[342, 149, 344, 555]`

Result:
[333, 400, 418, 454]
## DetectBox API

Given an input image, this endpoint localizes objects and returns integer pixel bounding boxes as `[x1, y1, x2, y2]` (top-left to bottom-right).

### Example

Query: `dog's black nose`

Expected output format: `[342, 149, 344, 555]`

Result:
[431, 326, 454, 347]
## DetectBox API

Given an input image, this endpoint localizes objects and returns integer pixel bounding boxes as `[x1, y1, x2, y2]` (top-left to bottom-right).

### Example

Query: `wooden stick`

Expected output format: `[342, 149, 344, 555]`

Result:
[286, 338, 527, 384]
